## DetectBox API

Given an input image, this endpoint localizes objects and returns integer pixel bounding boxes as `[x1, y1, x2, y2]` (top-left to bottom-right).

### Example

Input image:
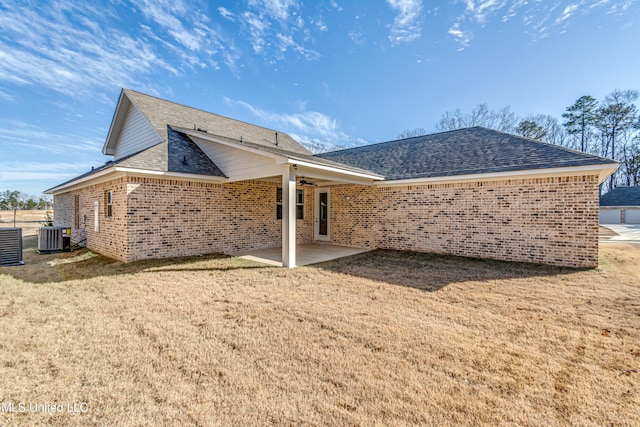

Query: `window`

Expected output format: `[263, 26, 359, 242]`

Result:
[74, 195, 80, 228]
[296, 189, 304, 220]
[276, 187, 282, 220]
[104, 190, 113, 217]
[276, 188, 304, 220]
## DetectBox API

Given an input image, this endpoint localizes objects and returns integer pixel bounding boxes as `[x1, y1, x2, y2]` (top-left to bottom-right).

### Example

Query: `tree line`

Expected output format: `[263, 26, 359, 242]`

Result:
[0, 190, 52, 210]
[400, 89, 640, 191]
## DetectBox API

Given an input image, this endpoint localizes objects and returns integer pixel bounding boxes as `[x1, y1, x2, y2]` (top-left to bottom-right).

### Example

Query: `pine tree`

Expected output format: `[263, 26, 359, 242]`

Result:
[562, 95, 597, 152]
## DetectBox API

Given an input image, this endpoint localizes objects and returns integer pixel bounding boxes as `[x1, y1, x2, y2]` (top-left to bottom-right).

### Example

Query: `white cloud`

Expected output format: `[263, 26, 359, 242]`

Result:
[448, 0, 618, 47]
[387, 0, 423, 45]
[448, 23, 473, 47]
[132, 0, 236, 70]
[0, 0, 327, 92]
[275, 34, 320, 60]
[1, 161, 96, 180]
[605, 0, 634, 14]
[242, 11, 271, 54]
[0, 1, 176, 95]
[249, 0, 299, 22]
[555, 4, 579, 24]
[464, 0, 508, 24]
[218, 6, 235, 20]
[241, 0, 321, 63]
[223, 97, 366, 151]
[0, 90, 15, 102]
[0, 119, 102, 154]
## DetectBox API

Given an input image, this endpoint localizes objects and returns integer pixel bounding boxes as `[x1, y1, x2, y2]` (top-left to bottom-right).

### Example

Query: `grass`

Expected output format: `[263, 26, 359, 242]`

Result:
[0, 237, 638, 426]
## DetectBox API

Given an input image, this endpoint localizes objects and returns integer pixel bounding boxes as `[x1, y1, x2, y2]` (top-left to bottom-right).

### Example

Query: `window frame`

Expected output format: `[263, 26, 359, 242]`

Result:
[276, 187, 304, 220]
[105, 190, 113, 218]
[74, 195, 80, 228]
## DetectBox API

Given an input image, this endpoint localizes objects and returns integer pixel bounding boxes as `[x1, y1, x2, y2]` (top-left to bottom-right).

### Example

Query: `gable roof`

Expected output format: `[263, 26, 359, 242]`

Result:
[317, 127, 618, 181]
[104, 89, 311, 157]
[600, 186, 640, 206]
[175, 126, 383, 179]
[45, 127, 225, 194]
[115, 127, 225, 175]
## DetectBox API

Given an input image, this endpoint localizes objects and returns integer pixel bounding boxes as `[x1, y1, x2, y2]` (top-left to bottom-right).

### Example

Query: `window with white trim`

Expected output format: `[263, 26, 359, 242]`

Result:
[276, 188, 304, 220]
[104, 190, 113, 217]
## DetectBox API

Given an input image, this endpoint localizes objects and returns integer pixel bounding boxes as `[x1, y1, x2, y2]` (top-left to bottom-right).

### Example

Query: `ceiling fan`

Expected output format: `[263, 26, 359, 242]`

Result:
[299, 178, 317, 186]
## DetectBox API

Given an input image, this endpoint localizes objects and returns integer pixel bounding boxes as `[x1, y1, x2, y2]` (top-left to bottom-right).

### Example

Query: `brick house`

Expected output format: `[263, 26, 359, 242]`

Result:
[46, 89, 618, 268]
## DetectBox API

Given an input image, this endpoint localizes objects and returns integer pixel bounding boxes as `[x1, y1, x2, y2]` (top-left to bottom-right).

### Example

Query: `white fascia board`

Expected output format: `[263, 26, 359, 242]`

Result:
[286, 159, 384, 181]
[114, 167, 227, 183]
[102, 91, 128, 155]
[46, 166, 226, 195]
[46, 166, 122, 194]
[374, 163, 620, 188]
[179, 128, 286, 162]
[293, 167, 376, 186]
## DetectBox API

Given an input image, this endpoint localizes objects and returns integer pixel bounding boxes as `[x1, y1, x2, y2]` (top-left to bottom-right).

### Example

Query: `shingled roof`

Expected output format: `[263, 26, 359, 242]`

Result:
[104, 89, 310, 156]
[600, 186, 640, 206]
[118, 127, 225, 176]
[174, 126, 383, 179]
[317, 127, 618, 180]
[46, 127, 225, 193]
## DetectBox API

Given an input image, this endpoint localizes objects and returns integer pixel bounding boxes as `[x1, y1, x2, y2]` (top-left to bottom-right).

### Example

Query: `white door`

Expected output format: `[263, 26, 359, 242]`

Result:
[314, 188, 330, 241]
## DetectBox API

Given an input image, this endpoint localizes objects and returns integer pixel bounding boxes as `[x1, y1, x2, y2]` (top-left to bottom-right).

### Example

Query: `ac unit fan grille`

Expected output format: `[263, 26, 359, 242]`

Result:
[0, 228, 24, 266]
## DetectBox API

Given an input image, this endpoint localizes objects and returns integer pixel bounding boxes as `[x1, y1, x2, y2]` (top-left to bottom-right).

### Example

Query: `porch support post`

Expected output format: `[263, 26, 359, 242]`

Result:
[282, 167, 296, 268]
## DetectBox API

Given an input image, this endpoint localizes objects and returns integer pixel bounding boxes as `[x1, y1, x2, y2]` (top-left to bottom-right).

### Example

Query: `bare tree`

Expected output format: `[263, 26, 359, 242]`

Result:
[435, 103, 519, 133]
[397, 128, 427, 139]
[621, 143, 640, 186]
[596, 89, 639, 190]
[525, 114, 569, 147]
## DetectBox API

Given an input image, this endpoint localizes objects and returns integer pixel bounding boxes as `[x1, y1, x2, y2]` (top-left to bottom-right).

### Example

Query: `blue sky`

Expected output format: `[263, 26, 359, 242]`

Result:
[1, 0, 638, 196]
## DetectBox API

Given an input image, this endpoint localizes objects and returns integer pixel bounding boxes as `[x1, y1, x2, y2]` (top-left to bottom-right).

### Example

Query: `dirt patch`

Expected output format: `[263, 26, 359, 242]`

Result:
[0, 242, 638, 426]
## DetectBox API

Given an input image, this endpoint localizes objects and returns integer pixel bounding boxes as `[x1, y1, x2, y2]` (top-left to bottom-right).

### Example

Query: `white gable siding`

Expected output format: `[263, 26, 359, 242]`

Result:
[113, 105, 163, 160]
[191, 137, 285, 181]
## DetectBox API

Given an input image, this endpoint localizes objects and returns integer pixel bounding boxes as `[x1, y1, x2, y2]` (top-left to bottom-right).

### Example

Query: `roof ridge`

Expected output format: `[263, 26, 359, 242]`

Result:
[123, 88, 293, 139]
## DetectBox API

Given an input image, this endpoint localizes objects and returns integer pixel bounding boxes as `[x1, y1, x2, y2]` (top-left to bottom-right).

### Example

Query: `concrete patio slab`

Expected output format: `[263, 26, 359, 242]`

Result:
[233, 243, 372, 267]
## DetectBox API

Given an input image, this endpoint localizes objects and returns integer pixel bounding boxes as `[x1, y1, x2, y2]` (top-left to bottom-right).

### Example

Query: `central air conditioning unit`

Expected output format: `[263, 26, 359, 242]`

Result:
[38, 226, 71, 253]
[0, 228, 24, 266]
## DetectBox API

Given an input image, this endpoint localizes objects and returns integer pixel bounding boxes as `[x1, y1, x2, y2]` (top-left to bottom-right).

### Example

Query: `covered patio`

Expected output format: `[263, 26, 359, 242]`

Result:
[178, 127, 384, 267]
[234, 243, 372, 267]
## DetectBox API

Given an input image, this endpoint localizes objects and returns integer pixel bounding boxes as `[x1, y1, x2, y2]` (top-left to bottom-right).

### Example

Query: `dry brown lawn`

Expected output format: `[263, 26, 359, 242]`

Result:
[0, 237, 638, 426]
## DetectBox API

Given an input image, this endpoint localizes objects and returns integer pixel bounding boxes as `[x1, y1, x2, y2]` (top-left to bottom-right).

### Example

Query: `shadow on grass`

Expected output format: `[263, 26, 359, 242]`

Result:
[0, 236, 272, 284]
[3, 237, 586, 289]
[313, 249, 585, 292]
